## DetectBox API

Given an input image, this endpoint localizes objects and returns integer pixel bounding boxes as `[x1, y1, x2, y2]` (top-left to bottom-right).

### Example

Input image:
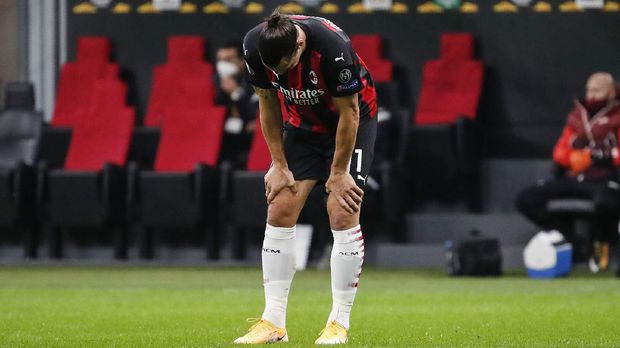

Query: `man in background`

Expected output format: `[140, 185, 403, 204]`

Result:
[214, 41, 258, 166]
[517, 72, 620, 273]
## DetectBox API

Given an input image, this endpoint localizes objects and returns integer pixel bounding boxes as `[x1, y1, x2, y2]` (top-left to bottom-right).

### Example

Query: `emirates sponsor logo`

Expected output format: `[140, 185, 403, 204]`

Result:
[271, 81, 325, 106]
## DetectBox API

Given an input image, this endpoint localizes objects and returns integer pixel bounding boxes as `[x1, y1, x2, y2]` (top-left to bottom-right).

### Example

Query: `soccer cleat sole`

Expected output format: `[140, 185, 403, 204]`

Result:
[233, 332, 288, 344]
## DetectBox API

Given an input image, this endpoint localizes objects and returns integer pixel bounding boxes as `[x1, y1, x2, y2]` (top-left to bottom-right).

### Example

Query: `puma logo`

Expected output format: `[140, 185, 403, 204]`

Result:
[335, 52, 345, 62]
[357, 175, 367, 184]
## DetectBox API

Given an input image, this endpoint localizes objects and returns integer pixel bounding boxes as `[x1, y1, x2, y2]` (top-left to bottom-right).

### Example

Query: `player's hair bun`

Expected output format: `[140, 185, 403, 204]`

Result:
[267, 12, 281, 28]
[259, 9, 297, 68]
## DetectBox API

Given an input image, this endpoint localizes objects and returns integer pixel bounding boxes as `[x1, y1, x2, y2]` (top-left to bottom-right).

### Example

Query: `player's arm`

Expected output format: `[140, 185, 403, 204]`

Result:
[256, 86, 287, 167]
[326, 93, 364, 214]
[254, 86, 297, 202]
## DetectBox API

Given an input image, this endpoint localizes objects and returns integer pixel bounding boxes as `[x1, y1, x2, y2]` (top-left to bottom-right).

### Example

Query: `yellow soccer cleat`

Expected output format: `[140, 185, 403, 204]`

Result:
[315, 321, 348, 345]
[234, 319, 288, 344]
[589, 241, 610, 273]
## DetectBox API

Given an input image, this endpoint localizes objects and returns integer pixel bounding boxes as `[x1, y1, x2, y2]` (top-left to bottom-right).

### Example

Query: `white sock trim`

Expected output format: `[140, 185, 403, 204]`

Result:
[331, 225, 362, 244]
[266, 224, 296, 239]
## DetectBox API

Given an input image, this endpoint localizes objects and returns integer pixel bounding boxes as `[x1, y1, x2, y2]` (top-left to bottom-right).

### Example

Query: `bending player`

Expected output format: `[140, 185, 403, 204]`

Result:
[234, 11, 377, 345]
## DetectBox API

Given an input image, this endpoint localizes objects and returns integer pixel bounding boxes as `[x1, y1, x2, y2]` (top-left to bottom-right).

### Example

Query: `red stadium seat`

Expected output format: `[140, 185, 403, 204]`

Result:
[144, 36, 215, 127]
[246, 114, 271, 171]
[64, 108, 134, 171]
[415, 61, 483, 125]
[350, 34, 393, 83]
[53, 67, 125, 124]
[145, 71, 216, 127]
[415, 33, 483, 125]
[63, 79, 134, 170]
[155, 106, 226, 171]
[364, 59, 393, 83]
[52, 36, 120, 127]
[76, 36, 112, 63]
[144, 67, 177, 127]
[167, 36, 206, 65]
[440, 33, 474, 61]
[351, 34, 383, 63]
[176, 79, 216, 111]
[87, 79, 128, 112]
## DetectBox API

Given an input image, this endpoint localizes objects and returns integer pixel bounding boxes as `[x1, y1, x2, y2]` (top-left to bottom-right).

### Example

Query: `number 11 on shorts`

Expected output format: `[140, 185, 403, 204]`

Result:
[354, 149, 363, 173]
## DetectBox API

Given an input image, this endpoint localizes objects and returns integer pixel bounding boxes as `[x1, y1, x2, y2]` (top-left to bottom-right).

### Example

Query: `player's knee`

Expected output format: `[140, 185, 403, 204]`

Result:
[328, 209, 357, 231]
[267, 201, 297, 227]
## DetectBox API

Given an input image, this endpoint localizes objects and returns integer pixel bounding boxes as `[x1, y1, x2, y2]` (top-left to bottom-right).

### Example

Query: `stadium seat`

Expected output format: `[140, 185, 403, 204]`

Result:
[40, 80, 134, 259]
[128, 106, 226, 260]
[75, 36, 112, 63]
[405, 33, 484, 211]
[350, 34, 398, 115]
[52, 36, 120, 127]
[0, 82, 42, 257]
[350, 34, 393, 83]
[167, 36, 205, 65]
[415, 33, 482, 125]
[351, 34, 383, 62]
[144, 36, 214, 126]
[246, 115, 272, 172]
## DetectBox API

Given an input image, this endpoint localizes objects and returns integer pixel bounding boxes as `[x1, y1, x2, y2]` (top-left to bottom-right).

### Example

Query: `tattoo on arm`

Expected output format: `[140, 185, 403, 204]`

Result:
[253, 87, 277, 100]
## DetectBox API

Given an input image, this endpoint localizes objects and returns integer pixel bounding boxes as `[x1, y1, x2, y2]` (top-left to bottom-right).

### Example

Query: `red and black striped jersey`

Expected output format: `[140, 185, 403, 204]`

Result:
[243, 15, 377, 134]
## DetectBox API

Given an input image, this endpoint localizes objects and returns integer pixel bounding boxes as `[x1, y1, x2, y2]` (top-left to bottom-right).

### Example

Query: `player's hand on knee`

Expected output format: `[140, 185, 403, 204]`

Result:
[326, 172, 364, 214]
[264, 165, 298, 203]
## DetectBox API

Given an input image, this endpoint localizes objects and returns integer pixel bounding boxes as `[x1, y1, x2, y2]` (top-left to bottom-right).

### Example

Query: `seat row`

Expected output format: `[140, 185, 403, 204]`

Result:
[0, 82, 229, 259]
[0, 31, 486, 259]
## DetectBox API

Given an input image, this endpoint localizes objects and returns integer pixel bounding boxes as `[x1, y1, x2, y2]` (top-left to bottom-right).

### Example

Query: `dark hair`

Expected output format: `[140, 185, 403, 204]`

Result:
[258, 10, 298, 68]
[218, 41, 243, 58]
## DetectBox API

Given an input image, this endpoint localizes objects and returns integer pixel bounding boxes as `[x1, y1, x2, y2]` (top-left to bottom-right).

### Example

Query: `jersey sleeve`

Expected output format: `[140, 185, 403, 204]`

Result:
[242, 28, 273, 90]
[322, 41, 364, 97]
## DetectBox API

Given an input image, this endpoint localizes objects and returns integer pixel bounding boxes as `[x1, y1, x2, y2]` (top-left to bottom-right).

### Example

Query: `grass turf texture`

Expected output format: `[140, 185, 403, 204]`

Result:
[0, 267, 618, 347]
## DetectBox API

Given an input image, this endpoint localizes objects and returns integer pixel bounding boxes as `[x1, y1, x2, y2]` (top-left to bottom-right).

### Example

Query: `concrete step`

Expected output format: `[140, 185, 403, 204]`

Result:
[406, 213, 538, 246]
[376, 243, 525, 270]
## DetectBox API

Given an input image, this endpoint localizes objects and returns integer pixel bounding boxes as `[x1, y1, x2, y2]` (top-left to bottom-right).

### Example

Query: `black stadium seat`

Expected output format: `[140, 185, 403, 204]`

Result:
[0, 82, 42, 257]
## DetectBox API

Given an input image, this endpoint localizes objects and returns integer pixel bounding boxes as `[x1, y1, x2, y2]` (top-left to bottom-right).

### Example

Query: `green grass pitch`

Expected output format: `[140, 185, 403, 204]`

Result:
[0, 266, 618, 347]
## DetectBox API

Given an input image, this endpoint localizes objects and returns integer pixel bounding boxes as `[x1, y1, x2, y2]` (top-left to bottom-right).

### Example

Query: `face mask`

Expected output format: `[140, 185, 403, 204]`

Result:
[217, 60, 239, 78]
[584, 98, 608, 115]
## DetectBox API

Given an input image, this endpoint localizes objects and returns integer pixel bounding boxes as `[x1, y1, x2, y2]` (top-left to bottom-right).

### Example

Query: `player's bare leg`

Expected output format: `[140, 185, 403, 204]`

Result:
[235, 180, 317, 344]
[315, 194, 364, 345]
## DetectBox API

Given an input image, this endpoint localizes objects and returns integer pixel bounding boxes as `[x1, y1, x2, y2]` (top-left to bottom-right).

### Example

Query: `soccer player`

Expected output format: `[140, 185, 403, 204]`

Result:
[234, 11, 377, 345]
